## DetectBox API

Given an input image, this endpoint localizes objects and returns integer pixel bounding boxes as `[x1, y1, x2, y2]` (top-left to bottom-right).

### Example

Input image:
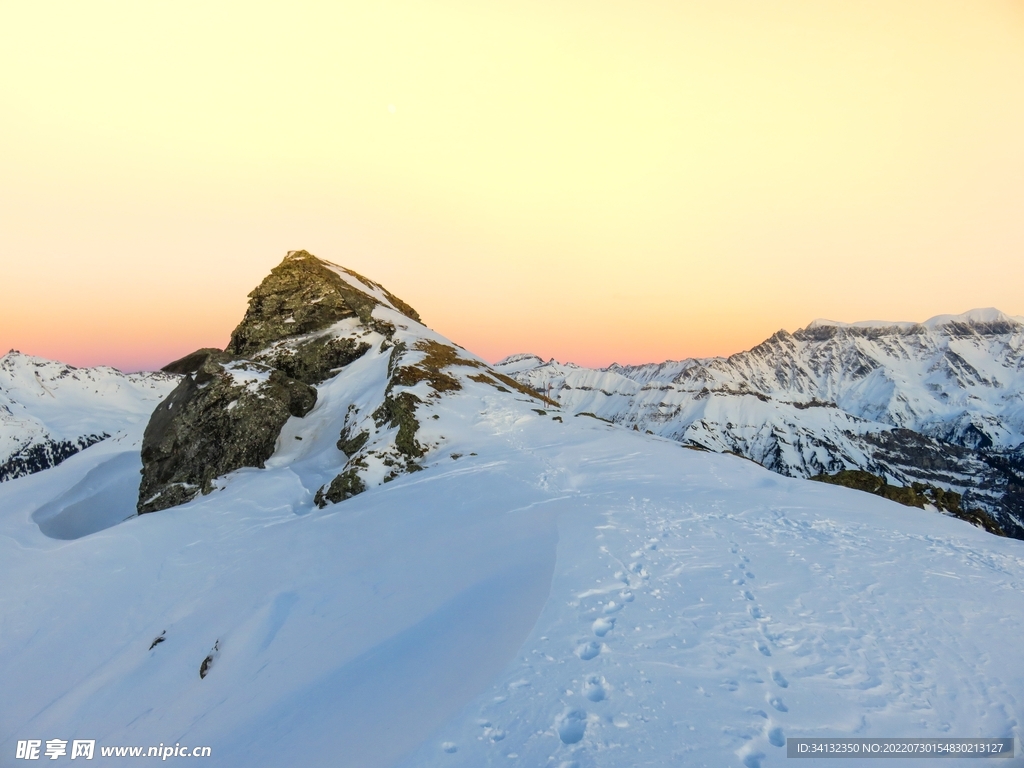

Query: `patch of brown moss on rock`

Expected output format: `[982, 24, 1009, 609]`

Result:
[226, 250, 420, 357]
[469, 372, 510, 393]
[138, 359, 317, 514]
[812, 469, 1005, 536]
[468, 370, 557, 406]
[389, 339, 485, 395]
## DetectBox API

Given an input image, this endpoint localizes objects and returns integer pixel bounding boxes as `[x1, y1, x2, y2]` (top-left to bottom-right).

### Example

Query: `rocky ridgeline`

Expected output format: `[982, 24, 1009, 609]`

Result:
[139, 250, 552, 514]
[313, 334, 553, 507]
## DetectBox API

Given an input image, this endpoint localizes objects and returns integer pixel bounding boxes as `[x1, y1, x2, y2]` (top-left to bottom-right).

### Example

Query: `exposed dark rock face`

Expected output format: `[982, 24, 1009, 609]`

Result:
[226, 250, 419, 357]
[852, 429, 1024, 539]
[372, 392, 425, 462]
[253, 336, 371, 386]
[337, 428, 369, 457]
[313, 469, 366, 507]
[0, 433, 109, 482]
[161, 348, 234, 375]
[138, 358, 316, 514]
[199, 640, 220, 679]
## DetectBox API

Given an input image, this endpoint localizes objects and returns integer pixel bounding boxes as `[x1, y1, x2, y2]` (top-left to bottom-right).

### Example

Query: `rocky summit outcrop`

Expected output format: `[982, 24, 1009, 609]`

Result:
[226, 250, 419, 357]
[138, 249, 559, 516]
[137, 250, 419, 514]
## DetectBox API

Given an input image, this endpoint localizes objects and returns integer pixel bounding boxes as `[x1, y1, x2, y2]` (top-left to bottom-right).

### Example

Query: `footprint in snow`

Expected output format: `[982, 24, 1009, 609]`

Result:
[755, 641, 772, 657]
[482, 726, 506, 742]
[743, 591, 755, 601]
[771, 670, 789, 688]
[555, 708, 587, 745]
[749, 606, 767, 619]
[592, 617, 616, 637]
[769, 696, 788, 712]
[602, 601, 623, 614]
[583, 674, 608, 702]
[575, 641, 601, 661]
[619, 590, 634, 602]
[441, 742, 457, 754]
[743, 751, 766, 768]
[768, 726, 786, 747]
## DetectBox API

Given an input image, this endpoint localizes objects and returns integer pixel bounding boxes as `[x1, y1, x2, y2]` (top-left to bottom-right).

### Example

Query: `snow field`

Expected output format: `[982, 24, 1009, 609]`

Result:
[399, 416, 1024, 768]
[1, 357, 1022, 767]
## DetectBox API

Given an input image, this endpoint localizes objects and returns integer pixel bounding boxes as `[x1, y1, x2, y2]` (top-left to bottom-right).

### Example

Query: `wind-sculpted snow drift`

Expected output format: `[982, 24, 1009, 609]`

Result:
[499, 311, 1024, 538]
[2, 253, 1022, 768]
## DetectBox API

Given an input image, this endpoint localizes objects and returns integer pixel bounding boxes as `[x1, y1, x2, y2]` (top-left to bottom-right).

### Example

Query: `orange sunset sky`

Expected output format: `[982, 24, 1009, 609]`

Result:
[2, 1, 1023, 371]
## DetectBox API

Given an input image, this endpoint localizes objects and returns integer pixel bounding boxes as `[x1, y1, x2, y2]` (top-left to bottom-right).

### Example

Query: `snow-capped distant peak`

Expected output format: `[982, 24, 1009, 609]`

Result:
[494, 353, 544, 367]
[492, 353, 547, 374]
[803, 318, 918, 331]
[921, 308, 1021, 329]
[802, 308, 1022, 333]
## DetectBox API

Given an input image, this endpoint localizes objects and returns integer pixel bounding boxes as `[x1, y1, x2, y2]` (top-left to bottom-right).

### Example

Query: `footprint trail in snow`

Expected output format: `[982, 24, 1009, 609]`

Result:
[400, 457, 1024, 768]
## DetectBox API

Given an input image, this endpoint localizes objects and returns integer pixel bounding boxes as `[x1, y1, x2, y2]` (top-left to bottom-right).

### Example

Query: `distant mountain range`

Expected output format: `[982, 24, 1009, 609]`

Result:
[0, 353, 176, 482]
[498, 309, 1024, 538]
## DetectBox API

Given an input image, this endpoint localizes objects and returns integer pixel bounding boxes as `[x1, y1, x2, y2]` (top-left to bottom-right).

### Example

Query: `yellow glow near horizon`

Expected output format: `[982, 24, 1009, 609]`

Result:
[2, 1, 1023, 369]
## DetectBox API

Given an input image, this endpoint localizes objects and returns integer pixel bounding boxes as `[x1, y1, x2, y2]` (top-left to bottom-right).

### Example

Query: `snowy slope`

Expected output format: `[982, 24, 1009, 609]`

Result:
[0, 352, 178, 482]
[1, 382, 1022, 768]
[497, 310, 1024, 536]
[2, 262, 1023, 768]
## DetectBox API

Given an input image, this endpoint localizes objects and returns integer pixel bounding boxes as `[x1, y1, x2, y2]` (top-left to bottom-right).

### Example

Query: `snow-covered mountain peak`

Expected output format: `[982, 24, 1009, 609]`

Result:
[493, 353, 546, 372]
[800, 307, 1023, 337]
[138, 251, 556, 515]
[225, 250, 421, 359]
[801, 317, 919, 333]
